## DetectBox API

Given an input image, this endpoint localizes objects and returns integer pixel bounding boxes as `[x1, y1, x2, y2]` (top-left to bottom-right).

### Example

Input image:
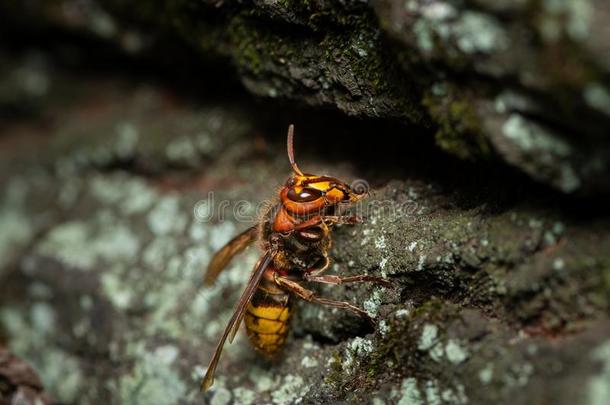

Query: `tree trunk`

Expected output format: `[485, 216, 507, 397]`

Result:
[0, 1, 609, 404]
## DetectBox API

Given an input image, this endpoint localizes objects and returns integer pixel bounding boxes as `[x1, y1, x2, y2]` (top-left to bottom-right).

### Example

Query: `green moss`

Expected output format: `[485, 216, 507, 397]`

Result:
[228, 16, 268, 76]
[592, 261, 610, 310]
[423, 85, 491, 160]
[410, 299, 448, 320]
[224, 9, 422, 121]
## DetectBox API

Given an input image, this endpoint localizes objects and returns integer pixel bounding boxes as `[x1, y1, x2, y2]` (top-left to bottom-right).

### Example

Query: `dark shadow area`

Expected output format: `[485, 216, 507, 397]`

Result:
[1, 17, 609, 223]
[255, 108, 610, 221]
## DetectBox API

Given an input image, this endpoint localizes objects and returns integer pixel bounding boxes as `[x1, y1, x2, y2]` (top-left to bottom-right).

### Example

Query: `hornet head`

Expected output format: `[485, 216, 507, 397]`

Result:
[280, 125, 366, 216]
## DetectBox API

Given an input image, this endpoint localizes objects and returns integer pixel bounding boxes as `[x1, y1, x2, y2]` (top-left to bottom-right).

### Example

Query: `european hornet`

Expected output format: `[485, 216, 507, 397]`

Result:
[201, 125, 391, 391]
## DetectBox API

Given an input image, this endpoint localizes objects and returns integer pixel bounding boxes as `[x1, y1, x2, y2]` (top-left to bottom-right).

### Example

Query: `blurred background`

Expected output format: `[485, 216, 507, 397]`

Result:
[0, 1, 609, 404]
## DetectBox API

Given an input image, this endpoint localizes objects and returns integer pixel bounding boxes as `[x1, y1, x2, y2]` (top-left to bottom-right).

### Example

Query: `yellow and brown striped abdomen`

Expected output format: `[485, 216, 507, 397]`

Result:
[245, 279, 291, 357]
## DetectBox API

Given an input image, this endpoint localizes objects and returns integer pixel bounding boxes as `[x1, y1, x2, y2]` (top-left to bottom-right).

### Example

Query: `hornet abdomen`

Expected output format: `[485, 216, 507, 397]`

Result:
[244, 269, 292, 357]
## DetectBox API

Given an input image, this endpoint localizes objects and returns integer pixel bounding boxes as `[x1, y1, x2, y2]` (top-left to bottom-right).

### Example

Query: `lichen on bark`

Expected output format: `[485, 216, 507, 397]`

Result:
[0, 65, 609, 403]
[3, 0, 610, 192]
[1, 1, 610, 404]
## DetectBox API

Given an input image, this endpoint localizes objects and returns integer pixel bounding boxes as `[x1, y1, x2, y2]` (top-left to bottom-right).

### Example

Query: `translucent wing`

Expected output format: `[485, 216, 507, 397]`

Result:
[204, 226, 258, 286]
[200, 250, 276, 392]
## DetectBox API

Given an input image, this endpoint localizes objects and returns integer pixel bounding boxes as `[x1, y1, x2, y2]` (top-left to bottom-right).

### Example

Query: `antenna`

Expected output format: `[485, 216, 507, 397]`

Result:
[287, 124, 304, 176]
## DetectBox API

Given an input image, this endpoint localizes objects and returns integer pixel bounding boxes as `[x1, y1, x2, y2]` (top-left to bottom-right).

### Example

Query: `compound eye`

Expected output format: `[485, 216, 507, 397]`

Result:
[287, 187, 322, 202]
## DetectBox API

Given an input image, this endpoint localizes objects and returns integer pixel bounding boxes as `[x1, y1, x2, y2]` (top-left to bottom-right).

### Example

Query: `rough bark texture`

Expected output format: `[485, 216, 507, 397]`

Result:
[0, 1, 609, 405]
[3, 0, 610, 194]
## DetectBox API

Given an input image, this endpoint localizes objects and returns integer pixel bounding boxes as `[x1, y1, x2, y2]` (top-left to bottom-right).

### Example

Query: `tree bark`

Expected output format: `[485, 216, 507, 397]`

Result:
[0, 2, 609, 404]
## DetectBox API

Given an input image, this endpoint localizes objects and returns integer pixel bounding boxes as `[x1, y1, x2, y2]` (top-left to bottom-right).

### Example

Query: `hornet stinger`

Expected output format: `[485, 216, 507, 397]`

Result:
[201, 125, 391, 391]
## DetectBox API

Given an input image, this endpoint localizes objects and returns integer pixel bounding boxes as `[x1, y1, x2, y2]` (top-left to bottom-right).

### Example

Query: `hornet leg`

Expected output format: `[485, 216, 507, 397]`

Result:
[303, 256, 392, 288]
[292, 215, 362, 232]
[274, 275, 375, 326]
[322, 215, 363, 225]
[303, 273, 392, 288]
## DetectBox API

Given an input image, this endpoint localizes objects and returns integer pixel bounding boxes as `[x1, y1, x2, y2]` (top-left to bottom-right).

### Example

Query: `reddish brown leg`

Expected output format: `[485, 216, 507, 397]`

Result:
[306, 256, 330, 276]
[304, 273, 393, 288]
[322, 215, 363, 225]
[274, 275, 375, 326]
[293, 215, 362, 232]
[293, 216, 324, 231]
